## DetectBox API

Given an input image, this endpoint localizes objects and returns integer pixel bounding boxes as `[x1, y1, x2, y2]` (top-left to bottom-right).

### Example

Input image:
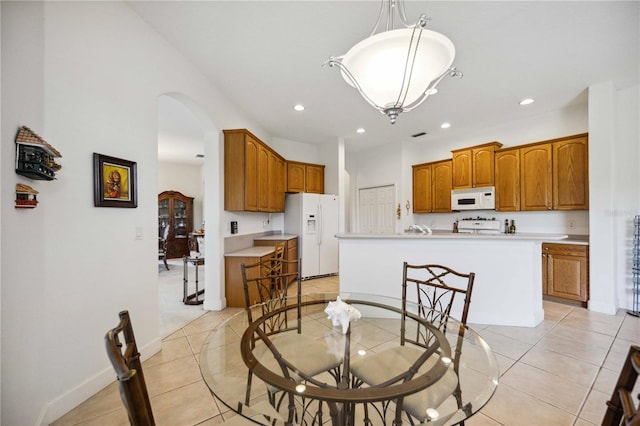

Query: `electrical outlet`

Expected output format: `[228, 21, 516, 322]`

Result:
[135, 226, 143, 240]
[263, 220, 269, 228]
[569, 220, 576, 230]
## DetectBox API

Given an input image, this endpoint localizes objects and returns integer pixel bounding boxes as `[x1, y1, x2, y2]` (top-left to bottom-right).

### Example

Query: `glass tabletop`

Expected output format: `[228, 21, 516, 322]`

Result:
[199, 292, 499, 425]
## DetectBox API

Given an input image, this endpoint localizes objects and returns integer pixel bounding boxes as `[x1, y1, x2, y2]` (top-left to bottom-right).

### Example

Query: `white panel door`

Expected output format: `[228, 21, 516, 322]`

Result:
[358, 185, 395, 234]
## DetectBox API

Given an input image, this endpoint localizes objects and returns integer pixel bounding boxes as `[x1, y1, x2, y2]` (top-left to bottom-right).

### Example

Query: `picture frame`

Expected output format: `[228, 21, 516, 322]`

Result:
[93, 153, 138, 208]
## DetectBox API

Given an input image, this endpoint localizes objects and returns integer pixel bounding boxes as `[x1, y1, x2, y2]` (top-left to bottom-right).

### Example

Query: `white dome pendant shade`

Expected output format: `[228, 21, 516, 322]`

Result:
[326, 2, 461, 124]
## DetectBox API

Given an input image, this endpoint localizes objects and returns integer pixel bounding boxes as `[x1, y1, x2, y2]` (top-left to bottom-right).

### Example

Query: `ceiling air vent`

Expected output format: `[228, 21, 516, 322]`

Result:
[411, 132, 427, 138]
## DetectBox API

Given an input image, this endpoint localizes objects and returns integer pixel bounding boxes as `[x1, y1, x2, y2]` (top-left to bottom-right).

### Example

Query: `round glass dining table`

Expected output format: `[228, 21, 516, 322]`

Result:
[199, 292, 499, 425]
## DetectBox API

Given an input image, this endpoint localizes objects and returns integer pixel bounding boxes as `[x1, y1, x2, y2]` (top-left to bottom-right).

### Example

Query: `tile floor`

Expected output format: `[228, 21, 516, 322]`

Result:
[53, 275, 639, 425]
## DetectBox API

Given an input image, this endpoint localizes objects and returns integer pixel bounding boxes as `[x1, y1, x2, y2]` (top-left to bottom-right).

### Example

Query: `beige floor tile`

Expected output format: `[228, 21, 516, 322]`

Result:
[483, 320, 555, 345]
[591, 366, 619, 394]
[183, 312, 226, 336]
[480, 383, 576, 425]
[574, 418, 598, 426]
[188, 329, 214, 355]
[519, 346, 600, 387]
[493, 353, 517, 377]
[66, 406, 130, 426]
[164, 328, 186, 341]
[50, 381, 124, 425]
[549, 323, 615, 349]
[145, 354, 203, 397]
[617, 313, 640, 341]
[561, 311, 624, 336]
[144, 335, 194, 368]
[499, 362, 589, 415]
[536, 334, 609, 365]
[151, 381, 220, 426]
[465, 412, 503, 425]
[578, 388, 609, 425]
[476, 329, 533, 360]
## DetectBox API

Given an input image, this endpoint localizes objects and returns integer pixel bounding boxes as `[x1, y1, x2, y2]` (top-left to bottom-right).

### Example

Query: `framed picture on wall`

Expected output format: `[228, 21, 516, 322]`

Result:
[93, 153, 138, 208]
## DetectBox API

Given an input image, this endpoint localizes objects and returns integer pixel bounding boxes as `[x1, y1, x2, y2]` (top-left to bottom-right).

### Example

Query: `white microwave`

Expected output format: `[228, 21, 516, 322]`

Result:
[451, 186, 496, 211]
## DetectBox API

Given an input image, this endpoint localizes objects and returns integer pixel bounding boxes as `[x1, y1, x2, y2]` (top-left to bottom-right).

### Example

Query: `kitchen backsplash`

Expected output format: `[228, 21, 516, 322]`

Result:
[413, 210, 589, 235]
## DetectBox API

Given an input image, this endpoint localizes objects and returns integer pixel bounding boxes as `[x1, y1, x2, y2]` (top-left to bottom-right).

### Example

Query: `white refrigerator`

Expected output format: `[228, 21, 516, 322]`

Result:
[284, 193, 339, 279]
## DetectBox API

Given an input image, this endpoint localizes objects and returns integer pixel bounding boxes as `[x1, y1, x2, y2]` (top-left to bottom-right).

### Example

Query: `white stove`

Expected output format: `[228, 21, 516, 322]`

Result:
[457, 218, 502, 234]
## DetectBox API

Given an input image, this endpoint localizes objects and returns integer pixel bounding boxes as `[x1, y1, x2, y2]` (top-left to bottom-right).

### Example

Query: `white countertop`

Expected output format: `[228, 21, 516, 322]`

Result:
[336, 232, 569, 241]
[224, 246, 275, 257]
[253, 234, 298, 241]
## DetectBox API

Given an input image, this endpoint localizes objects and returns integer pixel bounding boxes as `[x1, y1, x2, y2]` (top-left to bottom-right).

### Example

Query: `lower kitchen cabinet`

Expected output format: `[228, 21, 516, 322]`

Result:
[224, 247, 275, 308]
[253, 237, 298, 275]
[542, 243, 589, 303]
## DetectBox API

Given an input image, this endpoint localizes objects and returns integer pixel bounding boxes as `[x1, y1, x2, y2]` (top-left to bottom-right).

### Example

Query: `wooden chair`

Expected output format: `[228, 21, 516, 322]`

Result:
[105, 310, 155, 426]
[241, 256, 342, 421]
[603, 345, 640, 426]
[351, 262, 475, 425]
[158, 225, 169, 270]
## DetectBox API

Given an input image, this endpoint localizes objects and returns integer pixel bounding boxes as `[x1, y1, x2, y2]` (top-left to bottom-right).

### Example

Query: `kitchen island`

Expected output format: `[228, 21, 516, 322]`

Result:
[337, 232, 568, 327]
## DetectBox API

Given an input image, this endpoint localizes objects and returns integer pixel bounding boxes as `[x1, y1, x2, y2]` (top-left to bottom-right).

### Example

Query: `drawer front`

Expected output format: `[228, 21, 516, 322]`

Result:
[543, 243, 587, 257]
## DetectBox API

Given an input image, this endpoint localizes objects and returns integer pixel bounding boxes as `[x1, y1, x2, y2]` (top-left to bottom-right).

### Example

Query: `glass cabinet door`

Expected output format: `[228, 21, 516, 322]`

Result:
[158, 199, 170, 237]
[174, 199, 187, 237]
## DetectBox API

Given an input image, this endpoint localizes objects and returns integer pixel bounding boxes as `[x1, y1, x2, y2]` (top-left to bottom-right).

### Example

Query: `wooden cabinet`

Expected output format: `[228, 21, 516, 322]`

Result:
[542, 243, 589, 303]
[553, 135, 589, 210]
[225, 251, 273, 308]
[286, 161, 325, 194]
[254, 237, 298, 275]
[412, 160, 452, 213]
[224, 129, 285, 212]
[158, 191, 193, 259]
[412, 163, 432, 213]
[495, 148, 521, 211]
[452, 142, 502, 189]
[520, 143, 553, 211]
[496, 133, 588, 212]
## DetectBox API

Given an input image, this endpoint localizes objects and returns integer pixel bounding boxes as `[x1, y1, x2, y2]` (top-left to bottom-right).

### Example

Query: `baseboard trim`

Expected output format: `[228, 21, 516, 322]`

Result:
[43, 336, 162, 424]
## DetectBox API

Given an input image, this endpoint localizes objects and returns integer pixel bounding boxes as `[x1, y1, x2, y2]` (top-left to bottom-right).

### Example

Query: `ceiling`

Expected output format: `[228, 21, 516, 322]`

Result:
[136, 1, 639, 164]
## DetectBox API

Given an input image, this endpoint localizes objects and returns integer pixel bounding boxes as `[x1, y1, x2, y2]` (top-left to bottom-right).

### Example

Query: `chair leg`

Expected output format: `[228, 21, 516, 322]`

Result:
[163, 256, 169, 270]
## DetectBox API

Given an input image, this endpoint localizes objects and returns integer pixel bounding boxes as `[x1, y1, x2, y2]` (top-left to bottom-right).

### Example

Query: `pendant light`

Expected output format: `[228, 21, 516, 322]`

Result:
[325, 0, 462, 124]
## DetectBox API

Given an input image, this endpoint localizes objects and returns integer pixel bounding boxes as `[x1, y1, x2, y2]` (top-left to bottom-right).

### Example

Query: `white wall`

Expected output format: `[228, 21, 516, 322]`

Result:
[0, 2, 264, 424]
[158, 161, 204, 229]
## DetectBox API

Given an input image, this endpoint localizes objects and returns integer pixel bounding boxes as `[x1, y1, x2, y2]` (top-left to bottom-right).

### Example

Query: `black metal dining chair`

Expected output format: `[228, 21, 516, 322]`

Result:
[350, 262, 475, 425]
[241, 255, 342, 422]
[105, 310, 155, 426]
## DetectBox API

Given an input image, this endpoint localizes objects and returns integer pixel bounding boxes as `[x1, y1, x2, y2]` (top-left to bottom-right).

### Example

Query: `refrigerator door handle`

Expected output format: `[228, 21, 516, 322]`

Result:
[318, 203, 322, 245]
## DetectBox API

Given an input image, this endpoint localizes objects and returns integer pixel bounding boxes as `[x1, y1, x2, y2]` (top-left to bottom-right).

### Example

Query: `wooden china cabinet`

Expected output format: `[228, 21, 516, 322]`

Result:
[158, 190, 193, 259]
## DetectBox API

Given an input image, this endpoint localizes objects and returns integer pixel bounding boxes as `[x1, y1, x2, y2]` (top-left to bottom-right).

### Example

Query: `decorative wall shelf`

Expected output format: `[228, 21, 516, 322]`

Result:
[15, 184, 38, 208]
[15, 126, 62, 181]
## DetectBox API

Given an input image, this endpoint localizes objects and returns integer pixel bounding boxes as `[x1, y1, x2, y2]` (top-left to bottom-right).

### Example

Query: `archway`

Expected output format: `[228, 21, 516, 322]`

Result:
[157, 93, 224, 334]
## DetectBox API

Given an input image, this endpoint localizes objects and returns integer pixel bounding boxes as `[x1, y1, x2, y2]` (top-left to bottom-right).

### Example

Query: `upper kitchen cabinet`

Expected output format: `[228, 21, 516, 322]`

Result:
[495, 133, 589, 212]
[158, 190, 193, 259]
[553, 134, 589, 210]
[412, 163, 432, 213]
[451, 142, 502, 189]
[432, 160, 453, 212]
[520, 143, 553, 210]
[412, 159, 452, 213]
[495, 148, 521, 211]
[286, 161, 325, 194]
[224, 129, 285, 212]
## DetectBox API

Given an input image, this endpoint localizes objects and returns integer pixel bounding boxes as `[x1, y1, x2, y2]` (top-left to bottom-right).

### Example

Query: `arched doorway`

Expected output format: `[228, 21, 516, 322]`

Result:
[157, 93, 223, 335]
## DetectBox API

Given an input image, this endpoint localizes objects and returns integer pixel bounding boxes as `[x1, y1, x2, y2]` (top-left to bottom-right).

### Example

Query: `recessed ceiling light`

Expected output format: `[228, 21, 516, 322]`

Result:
[427, 88, 439, 95]
[356, 128, 365, 134]
[440, 122, 451, 129]
[519, 98, 534, 106]
[293, 104, 305, 111]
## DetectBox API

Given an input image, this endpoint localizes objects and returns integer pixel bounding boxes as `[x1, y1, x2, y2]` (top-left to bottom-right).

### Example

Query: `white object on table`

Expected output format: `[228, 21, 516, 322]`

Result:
[324, 296, 361, 334]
